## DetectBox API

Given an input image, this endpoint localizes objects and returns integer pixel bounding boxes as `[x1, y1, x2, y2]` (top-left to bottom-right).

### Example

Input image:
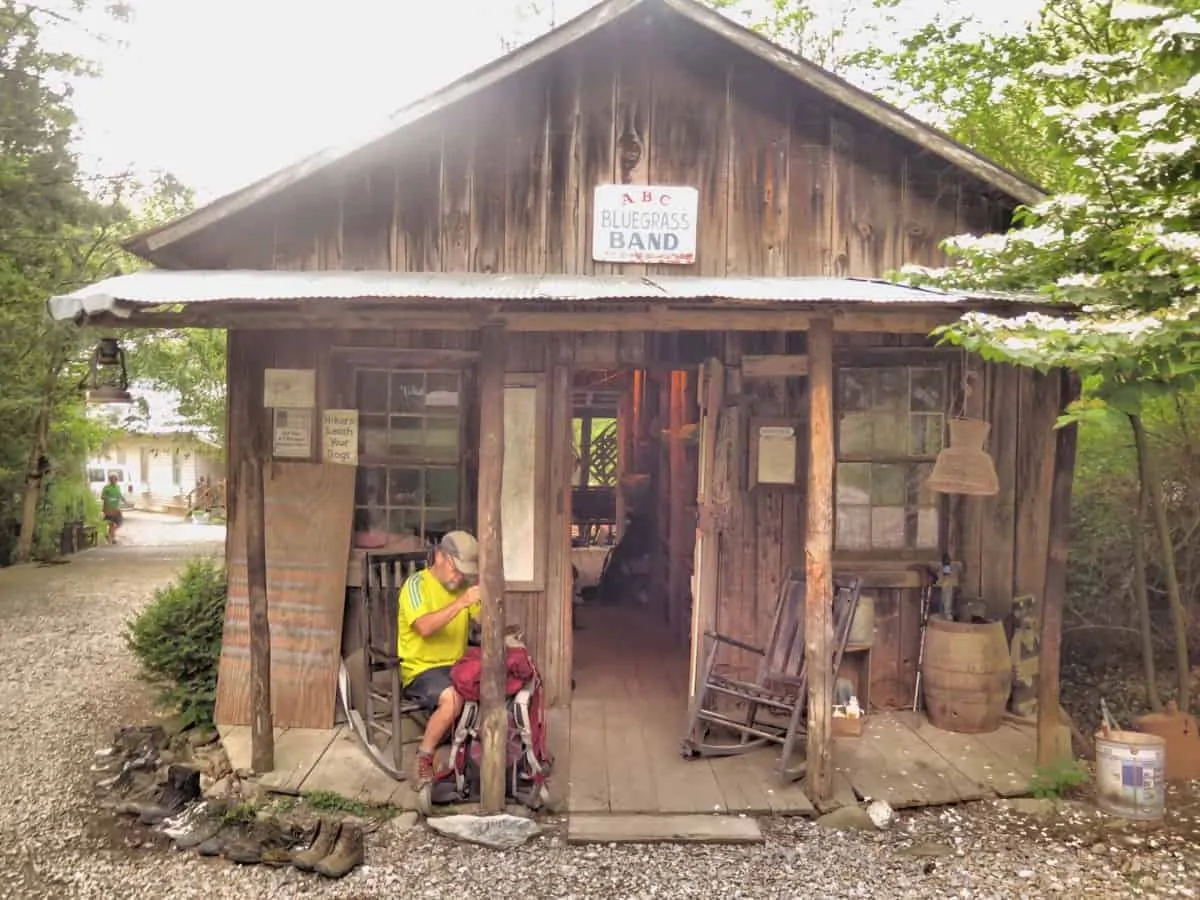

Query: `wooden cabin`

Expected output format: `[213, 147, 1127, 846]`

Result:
[51, 0, 1073, 812]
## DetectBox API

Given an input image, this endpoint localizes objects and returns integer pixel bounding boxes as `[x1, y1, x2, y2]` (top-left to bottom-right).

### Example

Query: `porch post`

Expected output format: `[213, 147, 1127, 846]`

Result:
[1037, 370, 1081, 766]
[477, 324, 508, 813]
[804, 318, 835, 801]
[244, 449, 274, 772]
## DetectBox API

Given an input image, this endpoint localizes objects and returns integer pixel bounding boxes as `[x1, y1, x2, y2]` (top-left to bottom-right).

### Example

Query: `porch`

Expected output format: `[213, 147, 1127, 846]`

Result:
[218, 601, 1050, 815]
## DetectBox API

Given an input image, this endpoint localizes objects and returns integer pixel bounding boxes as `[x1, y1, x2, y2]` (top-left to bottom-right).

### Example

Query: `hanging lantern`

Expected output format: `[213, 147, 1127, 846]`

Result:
[81, 337, 133, 404]
[925, 417, 1000, 496]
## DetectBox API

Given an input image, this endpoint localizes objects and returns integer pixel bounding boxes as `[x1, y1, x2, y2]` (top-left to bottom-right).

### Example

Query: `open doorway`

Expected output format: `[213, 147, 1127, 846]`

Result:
[570, 365, 701, 685]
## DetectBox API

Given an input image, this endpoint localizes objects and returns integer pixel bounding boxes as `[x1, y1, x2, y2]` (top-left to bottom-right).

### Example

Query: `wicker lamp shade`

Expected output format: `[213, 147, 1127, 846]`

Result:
[925, 417, 1000, 497]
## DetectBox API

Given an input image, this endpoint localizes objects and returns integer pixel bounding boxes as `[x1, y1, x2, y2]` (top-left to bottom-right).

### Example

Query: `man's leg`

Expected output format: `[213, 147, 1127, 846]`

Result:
[407, 667, 463, 787]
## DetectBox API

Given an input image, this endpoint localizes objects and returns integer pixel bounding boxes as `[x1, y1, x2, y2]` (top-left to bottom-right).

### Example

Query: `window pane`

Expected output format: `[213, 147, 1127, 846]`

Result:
[389, 508, 420, 537]
[910, 413, 944, 455]
[354, 506, 387, 532]
[872, 412, 909, 455]
[910, 368, 945, 412]
[839, 412, 873, 455]
[425, 416, 460, 458]
[839, 369, 873, 411]
[917, 507, 939, 548]
[871, 506, 907, 548]
[426, 373, 460, 409]
[836, 506, 870, 549]
[388, 416, 424, 456]
[875, 368, 906, 410]
[358, 371, 389, 412]
[355, 467, 387, 507]
[837, 462, 871, 505]
[425, 508, 458, 536]
[426, 468, 459, 508]
[359, 415, 388, 455]
[910, 462, 937, 506]
[390, 372, 426, 413]
[871, 464, 907, 506]
[387, 468, 422, 506]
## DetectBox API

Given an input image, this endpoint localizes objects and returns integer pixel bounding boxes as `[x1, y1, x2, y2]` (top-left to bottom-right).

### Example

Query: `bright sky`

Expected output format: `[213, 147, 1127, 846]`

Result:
[45, 0, 1043, 206]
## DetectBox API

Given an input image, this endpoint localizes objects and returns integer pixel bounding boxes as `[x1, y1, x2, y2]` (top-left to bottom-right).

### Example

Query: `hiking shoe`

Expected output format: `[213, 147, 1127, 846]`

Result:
[173, 817, 224, 852]
[291, 819, 340, 872]
[222, 819, 299, 866]
[413, 751, 436, 789]
[313, 823, 364, 879]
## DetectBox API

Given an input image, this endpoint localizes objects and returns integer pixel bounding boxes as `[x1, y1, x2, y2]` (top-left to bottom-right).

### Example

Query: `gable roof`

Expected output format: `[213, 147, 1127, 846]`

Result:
[125, 0, 1046, 263]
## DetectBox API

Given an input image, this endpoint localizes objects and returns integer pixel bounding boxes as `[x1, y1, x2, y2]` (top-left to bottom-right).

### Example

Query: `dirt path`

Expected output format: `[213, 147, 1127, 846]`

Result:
[0, 513, 223, 899]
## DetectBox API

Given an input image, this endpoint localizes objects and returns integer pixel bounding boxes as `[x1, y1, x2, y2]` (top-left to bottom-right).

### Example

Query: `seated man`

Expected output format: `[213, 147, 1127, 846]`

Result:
[397, 530, 481, 788]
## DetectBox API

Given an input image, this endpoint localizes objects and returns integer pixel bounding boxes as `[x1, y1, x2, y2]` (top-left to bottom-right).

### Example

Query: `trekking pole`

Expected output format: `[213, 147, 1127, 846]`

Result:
[911, 566, 934, 712]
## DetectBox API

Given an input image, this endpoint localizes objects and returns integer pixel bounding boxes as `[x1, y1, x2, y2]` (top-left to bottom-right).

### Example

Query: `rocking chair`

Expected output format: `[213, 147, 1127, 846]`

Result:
[680, 568, 863, 782]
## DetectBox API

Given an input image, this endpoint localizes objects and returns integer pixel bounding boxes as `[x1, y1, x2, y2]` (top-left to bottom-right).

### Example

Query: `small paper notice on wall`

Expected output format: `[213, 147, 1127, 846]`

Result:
[757, 425, 797, 485]
[322, 409, 358, 465]
[264, 368, 316, 409]
[273, 408, 313, 458]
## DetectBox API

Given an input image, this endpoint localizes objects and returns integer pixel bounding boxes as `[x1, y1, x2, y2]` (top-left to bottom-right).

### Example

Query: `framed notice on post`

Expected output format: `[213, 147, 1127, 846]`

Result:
[749, 419, 800, 488]
[322, 409, 358, 465]
[273, 408, 313, 459]
[264, 368, 315, 409]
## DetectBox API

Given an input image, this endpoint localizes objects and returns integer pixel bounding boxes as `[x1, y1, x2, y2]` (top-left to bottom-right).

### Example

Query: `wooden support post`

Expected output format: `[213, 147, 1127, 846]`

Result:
[804, 318, 835, 801]
[668, 369, 688, 642]
[690, 358, 725, 697]
[477, 324, 507, 813]
[1037, 370, 1081, 767]
[243, 453, 274, 773]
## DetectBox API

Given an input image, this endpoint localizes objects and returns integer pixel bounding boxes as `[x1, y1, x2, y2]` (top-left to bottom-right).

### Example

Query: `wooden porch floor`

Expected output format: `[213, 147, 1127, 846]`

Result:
[219, 604, 1056, 815]
[565, 603, 1050, 815]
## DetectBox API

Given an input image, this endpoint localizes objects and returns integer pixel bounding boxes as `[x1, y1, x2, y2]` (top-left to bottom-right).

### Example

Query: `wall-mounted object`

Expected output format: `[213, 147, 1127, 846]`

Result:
[748, 418, 801, 488]
[322, 409, 358, 465]
[273, 408, 313, 459]
[264, 368, 315, 409]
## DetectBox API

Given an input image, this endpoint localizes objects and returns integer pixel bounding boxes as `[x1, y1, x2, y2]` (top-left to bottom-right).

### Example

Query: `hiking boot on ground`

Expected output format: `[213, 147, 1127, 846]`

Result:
[174, 816, 224, 851]
[314, 822, 364, 879]
[223, 819, 298, 866]
[136, 765, 202, 825]
[291, 818, 340, 872]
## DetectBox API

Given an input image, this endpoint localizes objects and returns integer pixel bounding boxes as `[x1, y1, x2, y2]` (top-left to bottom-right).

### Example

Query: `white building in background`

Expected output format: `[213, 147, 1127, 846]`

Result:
[88, 384, 225, 513]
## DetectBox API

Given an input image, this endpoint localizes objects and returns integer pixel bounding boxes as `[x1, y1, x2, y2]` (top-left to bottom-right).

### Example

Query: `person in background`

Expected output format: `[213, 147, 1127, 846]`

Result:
[395, 531, 481, 789]
[101, 473, 124, 543]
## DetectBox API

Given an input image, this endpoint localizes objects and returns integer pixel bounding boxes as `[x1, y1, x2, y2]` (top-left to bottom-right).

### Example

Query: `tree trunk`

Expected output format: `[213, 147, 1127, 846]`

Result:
[15, 348, 65, 563]
[1130, 413, 1191, 712]
[1129, 465, 1162, 712]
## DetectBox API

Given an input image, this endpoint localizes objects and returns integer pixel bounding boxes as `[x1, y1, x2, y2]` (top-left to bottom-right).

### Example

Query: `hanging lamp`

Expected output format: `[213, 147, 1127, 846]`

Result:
[925, 361, 999, 497]
[80, 337, 134, 404]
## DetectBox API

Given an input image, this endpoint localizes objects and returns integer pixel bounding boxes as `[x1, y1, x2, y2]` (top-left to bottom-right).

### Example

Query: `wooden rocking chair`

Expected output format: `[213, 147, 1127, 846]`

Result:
[680, 568, 863, 782]
[355, 550, 432, 778]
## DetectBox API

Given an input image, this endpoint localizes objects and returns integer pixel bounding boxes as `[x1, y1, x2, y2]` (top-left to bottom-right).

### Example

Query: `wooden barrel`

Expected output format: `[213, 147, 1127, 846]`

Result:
[921, 618, 1012, 734]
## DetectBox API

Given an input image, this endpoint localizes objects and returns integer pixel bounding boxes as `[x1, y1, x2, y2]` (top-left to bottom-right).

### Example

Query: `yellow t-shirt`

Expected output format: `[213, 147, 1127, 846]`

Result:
[397, 568, 480, 685]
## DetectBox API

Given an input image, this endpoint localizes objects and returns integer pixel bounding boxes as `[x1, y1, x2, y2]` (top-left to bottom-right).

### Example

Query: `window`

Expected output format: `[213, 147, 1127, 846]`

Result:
[835, 366, 945, 551]
[354, 369, 462, 541]
[171, 449, 183, 487]
[115, 447, 127, 465]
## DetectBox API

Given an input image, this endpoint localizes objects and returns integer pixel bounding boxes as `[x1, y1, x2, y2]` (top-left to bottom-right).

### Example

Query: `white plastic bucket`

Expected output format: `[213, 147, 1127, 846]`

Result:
[1095, 730, 1167, 820]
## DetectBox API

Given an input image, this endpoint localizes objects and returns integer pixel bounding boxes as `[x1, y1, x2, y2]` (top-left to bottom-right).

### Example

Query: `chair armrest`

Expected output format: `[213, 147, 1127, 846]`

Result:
[703, 631, 765, 657]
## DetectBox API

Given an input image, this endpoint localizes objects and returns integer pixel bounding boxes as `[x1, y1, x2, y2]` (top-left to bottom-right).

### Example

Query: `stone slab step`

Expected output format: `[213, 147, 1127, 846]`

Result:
[567, 814, 763, 844]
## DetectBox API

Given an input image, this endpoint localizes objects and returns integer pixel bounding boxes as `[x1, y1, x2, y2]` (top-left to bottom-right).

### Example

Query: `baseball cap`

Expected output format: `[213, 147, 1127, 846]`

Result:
[439, 530, 479, 576]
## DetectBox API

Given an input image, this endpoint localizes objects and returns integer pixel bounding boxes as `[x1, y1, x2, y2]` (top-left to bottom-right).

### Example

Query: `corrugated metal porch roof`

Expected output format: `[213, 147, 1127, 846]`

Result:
[47, 270, 1041, 324]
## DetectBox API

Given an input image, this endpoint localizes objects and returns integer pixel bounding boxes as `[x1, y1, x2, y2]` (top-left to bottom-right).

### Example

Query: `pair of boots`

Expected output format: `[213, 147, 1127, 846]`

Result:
[291, 818, 364, 879]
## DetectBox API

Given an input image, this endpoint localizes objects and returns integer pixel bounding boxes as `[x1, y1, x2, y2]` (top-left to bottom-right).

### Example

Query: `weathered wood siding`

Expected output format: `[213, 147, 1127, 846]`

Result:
[172, 11, 1014, 276]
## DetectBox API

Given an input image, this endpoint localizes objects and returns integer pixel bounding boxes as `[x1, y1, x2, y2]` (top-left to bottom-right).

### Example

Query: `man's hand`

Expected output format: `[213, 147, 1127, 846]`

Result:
[460, 585, 482, 608]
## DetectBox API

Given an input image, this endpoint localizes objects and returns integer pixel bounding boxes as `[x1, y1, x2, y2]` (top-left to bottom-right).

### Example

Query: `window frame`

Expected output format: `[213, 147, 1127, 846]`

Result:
[351, 366, 465, 544]
[833, 364, 948, 554]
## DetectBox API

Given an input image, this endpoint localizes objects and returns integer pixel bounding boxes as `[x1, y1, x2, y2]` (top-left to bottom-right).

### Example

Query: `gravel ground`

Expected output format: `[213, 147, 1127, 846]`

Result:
[0, 512, 1196, 899]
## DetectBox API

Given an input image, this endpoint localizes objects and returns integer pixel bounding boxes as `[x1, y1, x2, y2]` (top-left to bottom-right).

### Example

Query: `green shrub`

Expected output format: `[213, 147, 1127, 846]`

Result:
[124, 556, 227, 728]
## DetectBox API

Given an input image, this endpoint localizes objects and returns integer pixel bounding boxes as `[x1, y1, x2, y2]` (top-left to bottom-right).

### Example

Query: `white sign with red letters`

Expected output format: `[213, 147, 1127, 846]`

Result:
[591, 184, 699, 265]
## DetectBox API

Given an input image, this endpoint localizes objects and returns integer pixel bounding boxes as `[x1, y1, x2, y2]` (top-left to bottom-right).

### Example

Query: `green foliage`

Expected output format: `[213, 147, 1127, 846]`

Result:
[302, 790, 371, 817]
[1030, 757, 1090, 798]
[123, 557, 228, 729]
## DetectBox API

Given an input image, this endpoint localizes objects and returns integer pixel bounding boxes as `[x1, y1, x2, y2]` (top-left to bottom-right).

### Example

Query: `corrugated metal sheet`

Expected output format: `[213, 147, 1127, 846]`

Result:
[47, 269, 1029, 322]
